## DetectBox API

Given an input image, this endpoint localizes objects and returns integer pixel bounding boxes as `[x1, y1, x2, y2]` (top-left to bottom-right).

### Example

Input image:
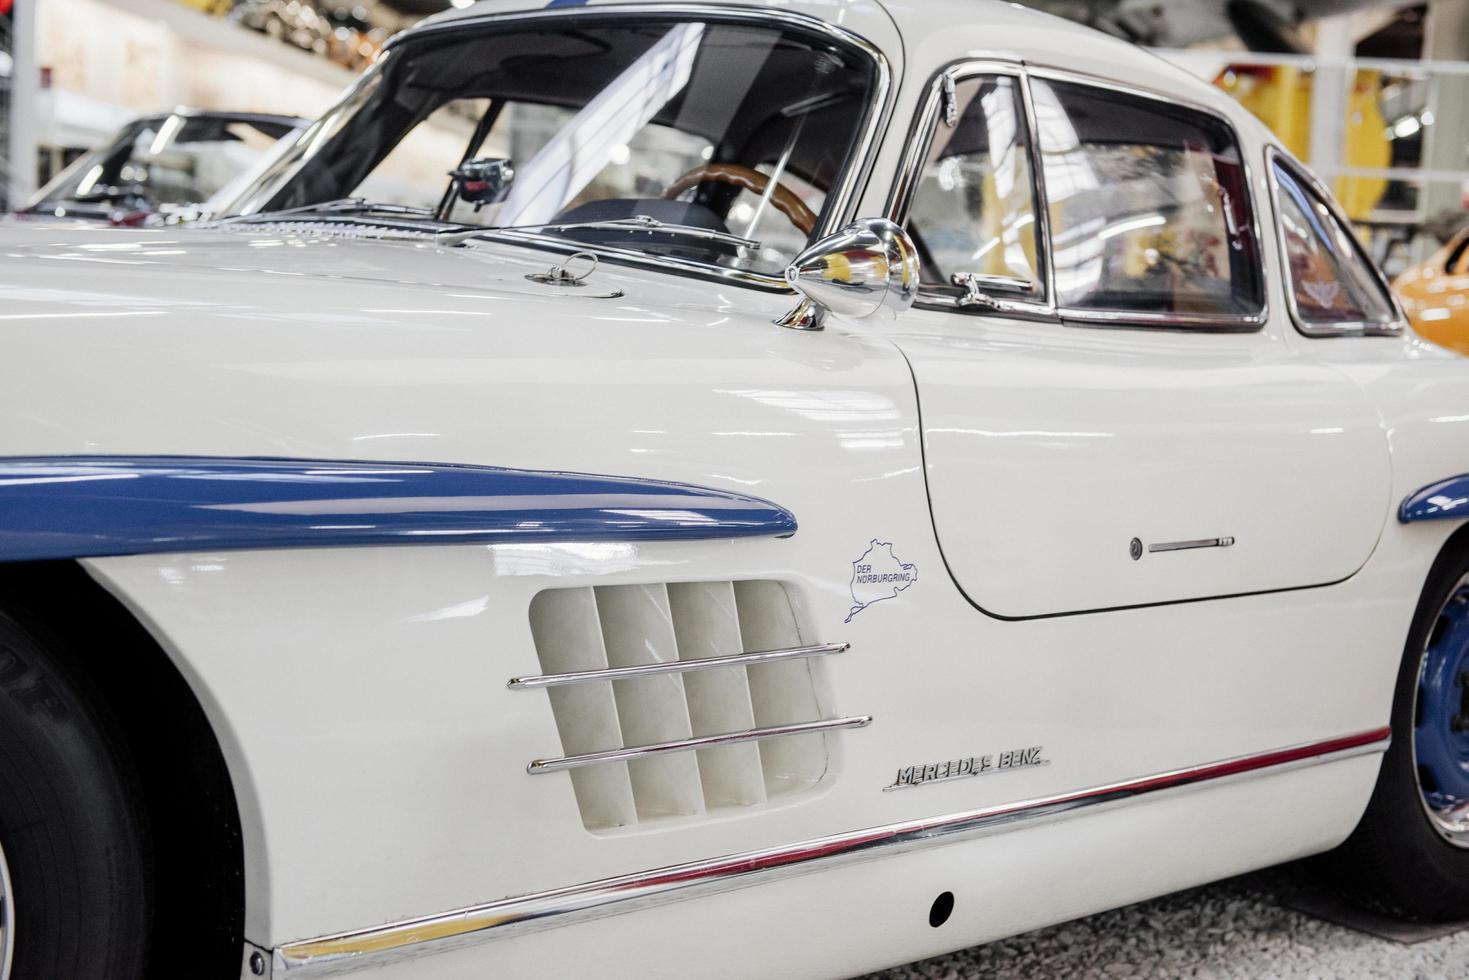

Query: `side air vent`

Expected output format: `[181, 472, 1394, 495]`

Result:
[518, 581, 867, 831]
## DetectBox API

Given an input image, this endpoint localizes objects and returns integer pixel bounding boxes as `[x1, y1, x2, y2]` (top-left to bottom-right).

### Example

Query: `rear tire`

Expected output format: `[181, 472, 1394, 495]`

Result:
[0, 608, 150, 978]
[1325, 547, 1469, 920]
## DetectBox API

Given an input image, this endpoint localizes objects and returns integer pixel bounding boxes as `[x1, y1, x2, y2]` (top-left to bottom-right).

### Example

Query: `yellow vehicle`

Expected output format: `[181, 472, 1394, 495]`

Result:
[1394, 228, 1469, 355]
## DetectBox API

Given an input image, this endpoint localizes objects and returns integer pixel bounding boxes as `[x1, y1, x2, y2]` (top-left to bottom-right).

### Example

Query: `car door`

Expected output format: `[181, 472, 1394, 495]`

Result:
[885, 63, 1390, 619]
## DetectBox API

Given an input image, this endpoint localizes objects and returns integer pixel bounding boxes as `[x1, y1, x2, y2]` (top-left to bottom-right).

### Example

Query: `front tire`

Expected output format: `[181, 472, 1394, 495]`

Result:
[1328, 546, 1469, 919]
[0, 608, 151, 978]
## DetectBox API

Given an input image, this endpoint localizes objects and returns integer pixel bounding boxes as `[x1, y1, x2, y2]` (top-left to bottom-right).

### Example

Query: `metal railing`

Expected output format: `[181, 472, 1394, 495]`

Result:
[1157, 48, 1469, 273]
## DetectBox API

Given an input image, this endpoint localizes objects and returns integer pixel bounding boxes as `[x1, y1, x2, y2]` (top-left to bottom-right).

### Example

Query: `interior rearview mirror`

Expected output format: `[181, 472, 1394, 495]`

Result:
[776, 218, 920, 331]
[449, 158, 516, 209]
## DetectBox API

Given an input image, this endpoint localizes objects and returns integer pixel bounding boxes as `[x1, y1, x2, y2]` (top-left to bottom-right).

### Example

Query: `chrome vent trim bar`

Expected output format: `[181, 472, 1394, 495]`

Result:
[526, 716, 872, 774]
[508, 642, 849, 689]
[273, 726, 1390, 977]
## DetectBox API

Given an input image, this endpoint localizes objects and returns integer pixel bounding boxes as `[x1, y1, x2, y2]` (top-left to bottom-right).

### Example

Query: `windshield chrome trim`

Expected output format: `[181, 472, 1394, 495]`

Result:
[358, 3, 896, 293]
[1262, 145, 1407, 339]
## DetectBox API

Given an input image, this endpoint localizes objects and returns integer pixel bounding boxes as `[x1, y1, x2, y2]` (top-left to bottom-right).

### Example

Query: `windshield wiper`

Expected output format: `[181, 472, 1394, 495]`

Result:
[223, 198, 439, 224]
[439, 215, 762, 252]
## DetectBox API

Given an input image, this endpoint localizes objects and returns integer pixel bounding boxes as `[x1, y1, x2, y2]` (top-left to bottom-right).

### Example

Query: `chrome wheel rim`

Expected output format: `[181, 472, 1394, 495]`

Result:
[0, 835, 13, 980]
[1413, 573, 1469, 846]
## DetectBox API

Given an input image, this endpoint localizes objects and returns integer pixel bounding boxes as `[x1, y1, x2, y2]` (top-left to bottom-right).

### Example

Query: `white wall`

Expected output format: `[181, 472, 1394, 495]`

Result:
[38, 0, 355, 146]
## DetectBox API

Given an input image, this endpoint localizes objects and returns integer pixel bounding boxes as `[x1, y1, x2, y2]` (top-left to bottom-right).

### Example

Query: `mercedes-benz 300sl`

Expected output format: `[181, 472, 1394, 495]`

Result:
[1, 2, 1467, 977]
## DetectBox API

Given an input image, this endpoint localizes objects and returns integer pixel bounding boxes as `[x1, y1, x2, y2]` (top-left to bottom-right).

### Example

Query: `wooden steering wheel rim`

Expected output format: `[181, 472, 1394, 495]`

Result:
[663, 164, 818, 237]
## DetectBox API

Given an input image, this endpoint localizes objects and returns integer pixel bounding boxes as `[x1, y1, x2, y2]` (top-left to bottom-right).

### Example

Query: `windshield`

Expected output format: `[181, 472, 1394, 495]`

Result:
[28, 114, 303, 216]
[224, 15, 879, 278]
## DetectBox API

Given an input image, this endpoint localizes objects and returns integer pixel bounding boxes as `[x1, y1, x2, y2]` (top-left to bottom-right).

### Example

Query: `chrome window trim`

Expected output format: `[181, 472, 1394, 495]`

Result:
[885, 59, 1057, 319]
[1263, 145, 1407, 338]
[271, 726, 1389, 977]
[1026, 65, 1269, 332]
[888, 61, 1271, 332]
[377, 4, 896, 295]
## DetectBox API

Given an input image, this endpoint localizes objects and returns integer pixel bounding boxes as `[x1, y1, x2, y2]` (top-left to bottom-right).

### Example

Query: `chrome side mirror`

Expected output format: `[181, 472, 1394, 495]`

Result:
[776, 218, 920, 330]
[449, 157, 515, 209]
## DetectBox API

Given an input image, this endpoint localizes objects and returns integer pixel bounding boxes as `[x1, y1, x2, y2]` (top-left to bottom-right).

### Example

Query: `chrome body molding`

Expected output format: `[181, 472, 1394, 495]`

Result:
[526, 716, 873, 775]
[0, 456, 798, 563]
[272, 727, 1389, 977]
[1399, 474, 1469, 523]
[507, 642, 850, 689]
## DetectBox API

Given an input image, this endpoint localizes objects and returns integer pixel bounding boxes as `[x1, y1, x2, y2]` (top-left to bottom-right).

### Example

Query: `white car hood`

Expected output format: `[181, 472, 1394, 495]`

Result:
[0, 222, 675, 302]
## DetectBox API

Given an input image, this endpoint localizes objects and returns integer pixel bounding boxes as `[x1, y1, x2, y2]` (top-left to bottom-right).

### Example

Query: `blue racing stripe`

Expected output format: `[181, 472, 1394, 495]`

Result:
[0, 456, 797, 562]
[1400, 474, 1469, 523]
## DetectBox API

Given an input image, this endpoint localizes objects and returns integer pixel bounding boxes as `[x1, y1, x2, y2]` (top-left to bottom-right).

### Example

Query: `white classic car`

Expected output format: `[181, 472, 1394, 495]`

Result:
[1, 1, 1467, 978]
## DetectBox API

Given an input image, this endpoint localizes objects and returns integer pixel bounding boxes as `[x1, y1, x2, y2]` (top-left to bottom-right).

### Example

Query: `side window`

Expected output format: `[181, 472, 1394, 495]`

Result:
[1030, 79, 1264, 322]
[1270, 156, 1400, 332]
[904, 74, 1043, 302]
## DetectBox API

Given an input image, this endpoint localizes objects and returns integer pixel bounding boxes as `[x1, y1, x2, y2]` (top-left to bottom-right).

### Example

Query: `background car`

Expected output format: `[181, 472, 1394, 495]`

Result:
[18, 109, 307, 225]
[1394, 225, 1469, 355]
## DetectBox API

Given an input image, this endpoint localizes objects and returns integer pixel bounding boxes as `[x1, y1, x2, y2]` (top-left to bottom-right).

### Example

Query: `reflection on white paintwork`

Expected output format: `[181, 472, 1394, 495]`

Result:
[928, 427, 1116, 439]
[719, 389, 902, 423]
[351, 433, 443, 443]
[406, 595, 490, 623]
[838, 431, 907, 451]
[487, 542, 648, 578]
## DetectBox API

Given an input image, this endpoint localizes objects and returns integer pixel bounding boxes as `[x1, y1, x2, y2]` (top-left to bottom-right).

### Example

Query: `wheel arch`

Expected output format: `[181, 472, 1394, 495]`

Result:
[0, 560, 247, 975]
[1423, 521, 1469, 591]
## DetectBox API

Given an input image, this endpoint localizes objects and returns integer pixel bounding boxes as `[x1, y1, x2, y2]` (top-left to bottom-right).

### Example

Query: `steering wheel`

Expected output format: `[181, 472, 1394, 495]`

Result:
[663, 164, 818, 237]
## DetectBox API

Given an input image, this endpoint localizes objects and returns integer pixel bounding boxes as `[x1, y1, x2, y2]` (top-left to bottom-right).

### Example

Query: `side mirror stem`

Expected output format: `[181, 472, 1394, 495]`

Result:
[774, 297, 825, 331]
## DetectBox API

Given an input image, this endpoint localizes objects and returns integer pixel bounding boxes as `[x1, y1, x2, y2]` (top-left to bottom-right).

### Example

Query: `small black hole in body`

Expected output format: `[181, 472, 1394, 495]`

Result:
[929, 891, 955, 927]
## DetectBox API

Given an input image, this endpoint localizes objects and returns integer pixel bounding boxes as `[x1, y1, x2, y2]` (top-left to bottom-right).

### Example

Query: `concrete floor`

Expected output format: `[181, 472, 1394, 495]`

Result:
[864, 870, 1469, 979]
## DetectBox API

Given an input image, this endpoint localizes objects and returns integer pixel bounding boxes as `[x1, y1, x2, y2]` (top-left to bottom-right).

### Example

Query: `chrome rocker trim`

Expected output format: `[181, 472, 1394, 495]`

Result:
[508, 642, 850, 689]
[272, 726, 1390, 977]
[526, 716, 873, 774]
